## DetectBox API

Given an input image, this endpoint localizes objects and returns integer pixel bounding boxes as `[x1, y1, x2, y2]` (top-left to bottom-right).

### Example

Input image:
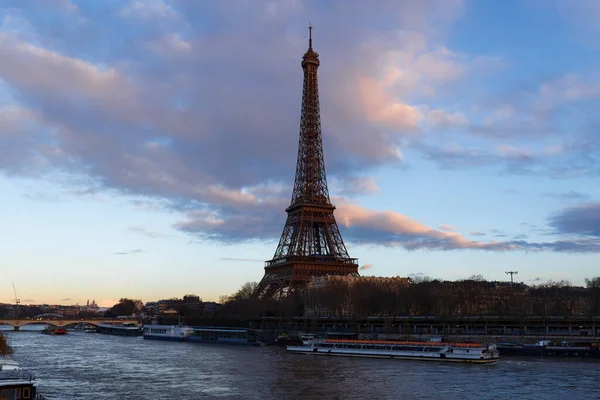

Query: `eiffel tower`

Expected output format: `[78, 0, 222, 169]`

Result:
[256, 26, 359, 299]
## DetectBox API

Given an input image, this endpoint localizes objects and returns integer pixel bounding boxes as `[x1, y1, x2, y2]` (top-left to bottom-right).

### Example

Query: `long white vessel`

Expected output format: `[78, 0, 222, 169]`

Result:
[287, 338, 500, 363]
[143, 325, 193, 341]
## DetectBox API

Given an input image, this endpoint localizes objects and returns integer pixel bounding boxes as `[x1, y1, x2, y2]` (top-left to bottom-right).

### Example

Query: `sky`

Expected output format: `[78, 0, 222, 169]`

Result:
[1, 0, 599, 307]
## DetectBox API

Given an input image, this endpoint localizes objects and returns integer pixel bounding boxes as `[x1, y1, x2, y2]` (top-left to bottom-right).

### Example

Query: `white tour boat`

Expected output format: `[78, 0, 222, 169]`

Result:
[287, 338, 500, 363]
[143, 325, 194, 341]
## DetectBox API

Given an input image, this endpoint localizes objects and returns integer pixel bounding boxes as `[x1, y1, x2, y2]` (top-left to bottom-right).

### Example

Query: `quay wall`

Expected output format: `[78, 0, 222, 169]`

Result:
[250, 315, 600, 344]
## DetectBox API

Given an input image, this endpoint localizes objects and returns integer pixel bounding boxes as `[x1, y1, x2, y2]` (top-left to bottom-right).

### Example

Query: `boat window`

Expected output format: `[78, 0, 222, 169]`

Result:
[1, 388, 19, 399]
[22, 388, 30, 399]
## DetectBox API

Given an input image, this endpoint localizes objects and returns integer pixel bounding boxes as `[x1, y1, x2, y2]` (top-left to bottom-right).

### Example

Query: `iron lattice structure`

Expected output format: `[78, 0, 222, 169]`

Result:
[256, 27, 359, 299]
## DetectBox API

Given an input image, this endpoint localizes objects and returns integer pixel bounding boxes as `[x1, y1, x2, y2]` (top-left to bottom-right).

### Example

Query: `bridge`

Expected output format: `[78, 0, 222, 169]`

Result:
[0, 319, 138, 330]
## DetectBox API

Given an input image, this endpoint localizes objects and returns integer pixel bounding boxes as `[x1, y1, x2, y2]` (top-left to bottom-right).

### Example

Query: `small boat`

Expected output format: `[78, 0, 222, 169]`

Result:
[287, 338, 500, 363]
[0, 358, 46, 399]
[143, 325, 193, 341]
[41, 326, 67, 335]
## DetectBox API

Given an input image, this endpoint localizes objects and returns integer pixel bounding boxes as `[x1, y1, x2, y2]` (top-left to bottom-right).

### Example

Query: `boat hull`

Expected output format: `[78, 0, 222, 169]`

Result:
[41, 327, 67, 335]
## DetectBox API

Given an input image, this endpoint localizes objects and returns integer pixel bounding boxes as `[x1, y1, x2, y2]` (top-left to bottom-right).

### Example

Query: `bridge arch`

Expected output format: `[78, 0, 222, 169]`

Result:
[0, 319, 138, 329]
[32, 313, 65, 319]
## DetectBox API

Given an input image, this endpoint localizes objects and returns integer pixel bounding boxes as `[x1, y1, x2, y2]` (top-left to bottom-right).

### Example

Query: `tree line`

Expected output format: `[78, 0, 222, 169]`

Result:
[216, 276, 600, 319]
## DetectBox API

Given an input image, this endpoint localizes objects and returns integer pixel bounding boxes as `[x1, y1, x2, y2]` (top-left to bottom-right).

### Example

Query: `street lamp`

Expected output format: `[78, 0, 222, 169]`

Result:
[505, 271, 518, 286]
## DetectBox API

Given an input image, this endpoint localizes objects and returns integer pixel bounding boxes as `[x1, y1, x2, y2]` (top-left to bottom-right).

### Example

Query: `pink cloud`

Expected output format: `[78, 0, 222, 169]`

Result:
[357, 75, 423, 130]
[439, 224, 456, 232]
[335, 202, 517, 251]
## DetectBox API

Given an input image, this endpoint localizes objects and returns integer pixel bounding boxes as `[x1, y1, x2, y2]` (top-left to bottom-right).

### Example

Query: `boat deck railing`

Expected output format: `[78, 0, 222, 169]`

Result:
[321, 339, 484, 348]
[0, 368, 36, 382]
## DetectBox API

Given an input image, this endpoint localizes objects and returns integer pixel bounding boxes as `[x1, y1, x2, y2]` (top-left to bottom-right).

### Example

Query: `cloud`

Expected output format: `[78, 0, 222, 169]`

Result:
[128, 226, 172, 238]
[21, 192, 62, 202]
[113, 249, 145, 255]
[1, 0, 599, 256]
[60, 298, 71, 302]
[542, 191, 590, 202]
[439, 224, 455, 232]
[148, 33, 191, 55]
[470, 231, 486, 236]
[0, 1, 470, 205]
[335, 202, 518, 251]
[359, 263, 373, 270]
[333, 176, 379, 197]
[117, 0, 178, 20]
[425, 109, 468, 128]
[549, 203, 600, 237]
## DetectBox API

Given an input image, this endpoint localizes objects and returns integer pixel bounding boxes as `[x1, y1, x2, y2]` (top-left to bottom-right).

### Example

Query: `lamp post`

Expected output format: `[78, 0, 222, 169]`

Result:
[505, 271, 518, 287]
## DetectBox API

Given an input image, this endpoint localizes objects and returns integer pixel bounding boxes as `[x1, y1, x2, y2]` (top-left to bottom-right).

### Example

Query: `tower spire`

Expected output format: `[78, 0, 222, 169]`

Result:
[309, 23, 312, 50]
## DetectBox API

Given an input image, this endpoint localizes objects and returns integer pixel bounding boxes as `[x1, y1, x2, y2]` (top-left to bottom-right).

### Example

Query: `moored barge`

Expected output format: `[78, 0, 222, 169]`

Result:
[288, 338, 500, 363]
[496, 340, 600, 358]
[142, 325, 262, 345]
[96, 322, 143, 337]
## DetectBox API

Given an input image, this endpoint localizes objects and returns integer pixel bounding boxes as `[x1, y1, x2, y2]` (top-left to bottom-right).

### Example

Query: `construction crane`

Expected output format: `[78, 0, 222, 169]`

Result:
[12, 283, 20, 306]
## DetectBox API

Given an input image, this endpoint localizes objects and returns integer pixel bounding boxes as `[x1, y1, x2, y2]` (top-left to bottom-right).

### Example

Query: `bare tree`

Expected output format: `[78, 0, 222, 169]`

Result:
[0, 334, 13, 357]
[585, 277, 600, 316]
[232, 282, 259, 301]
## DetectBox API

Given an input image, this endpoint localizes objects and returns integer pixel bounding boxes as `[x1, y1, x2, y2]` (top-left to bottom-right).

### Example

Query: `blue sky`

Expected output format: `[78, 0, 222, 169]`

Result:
[1, 0, 599, 306]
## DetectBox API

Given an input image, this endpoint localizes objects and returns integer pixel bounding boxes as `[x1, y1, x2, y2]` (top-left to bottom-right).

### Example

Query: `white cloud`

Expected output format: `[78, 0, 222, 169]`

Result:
[117, 0, 178, 20]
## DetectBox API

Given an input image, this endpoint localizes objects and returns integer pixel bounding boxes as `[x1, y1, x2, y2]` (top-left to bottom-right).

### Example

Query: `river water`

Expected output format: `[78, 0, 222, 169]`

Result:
[2, 329, 599, 399]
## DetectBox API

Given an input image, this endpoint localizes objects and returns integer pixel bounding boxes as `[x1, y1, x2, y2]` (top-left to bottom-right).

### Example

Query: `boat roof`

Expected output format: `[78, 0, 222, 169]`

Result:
[0, 360, 36, 384]
[192, 327, 247, 333]
[0, 359, 19, 371]
[321, 339, 484, 348]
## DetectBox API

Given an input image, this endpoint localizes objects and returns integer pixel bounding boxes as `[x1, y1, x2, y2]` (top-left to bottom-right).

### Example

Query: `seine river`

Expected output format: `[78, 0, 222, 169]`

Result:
[2, 328, 599, 399]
